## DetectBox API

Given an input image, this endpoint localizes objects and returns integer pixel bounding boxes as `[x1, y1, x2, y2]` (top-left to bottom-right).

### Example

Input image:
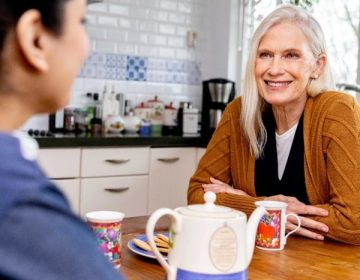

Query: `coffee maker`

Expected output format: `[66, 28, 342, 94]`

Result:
[201, 78, 235, 137]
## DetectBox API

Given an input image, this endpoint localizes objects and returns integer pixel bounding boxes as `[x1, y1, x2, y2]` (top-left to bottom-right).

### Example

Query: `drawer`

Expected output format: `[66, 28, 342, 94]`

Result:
[38, 148, 81, 179]
[80, 175, 148, 218]
[81, 147, 150, 177]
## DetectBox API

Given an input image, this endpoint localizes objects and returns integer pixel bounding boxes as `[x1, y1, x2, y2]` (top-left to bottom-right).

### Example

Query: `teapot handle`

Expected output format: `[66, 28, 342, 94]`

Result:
[146, 208, 181, 280]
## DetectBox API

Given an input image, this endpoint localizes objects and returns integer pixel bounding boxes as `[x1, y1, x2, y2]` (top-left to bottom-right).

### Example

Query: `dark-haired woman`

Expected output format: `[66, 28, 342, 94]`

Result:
[0, 0, 125, 279]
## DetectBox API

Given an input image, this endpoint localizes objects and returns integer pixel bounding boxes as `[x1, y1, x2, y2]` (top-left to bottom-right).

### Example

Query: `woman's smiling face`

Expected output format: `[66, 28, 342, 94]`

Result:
[255, 21, 319, 109]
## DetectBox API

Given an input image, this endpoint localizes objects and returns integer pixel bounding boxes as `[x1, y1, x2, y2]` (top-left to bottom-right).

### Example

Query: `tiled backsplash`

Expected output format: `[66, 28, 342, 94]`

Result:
[79, 52, 201, 85]
[23, 0, 212, 130]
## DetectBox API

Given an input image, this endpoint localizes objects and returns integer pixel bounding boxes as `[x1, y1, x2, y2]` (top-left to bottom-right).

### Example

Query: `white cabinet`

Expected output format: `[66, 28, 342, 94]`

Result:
[80, 147, 150, 218]
[38, 148, 80, 179]
[38, 149, 81, 213]
[80, 176, 148, 217]
[38, 146, 202, 217]
[148, 148, 197, 212]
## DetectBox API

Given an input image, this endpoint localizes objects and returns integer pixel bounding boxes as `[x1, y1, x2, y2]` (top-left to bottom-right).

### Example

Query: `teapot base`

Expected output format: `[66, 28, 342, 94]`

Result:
[175, 268, 248, 280]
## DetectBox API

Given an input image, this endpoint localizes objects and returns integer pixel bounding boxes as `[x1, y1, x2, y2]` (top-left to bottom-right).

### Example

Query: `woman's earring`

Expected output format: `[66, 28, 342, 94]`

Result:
[312, 74, 319, 79]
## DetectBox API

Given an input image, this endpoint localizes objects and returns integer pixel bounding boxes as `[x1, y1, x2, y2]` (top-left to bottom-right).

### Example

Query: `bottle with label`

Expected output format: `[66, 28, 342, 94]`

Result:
[91, 93, 103, 135]
[84, 92, 95, 132]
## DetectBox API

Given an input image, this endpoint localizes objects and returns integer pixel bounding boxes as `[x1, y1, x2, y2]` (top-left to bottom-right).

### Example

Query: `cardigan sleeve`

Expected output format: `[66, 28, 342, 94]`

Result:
[187, 99, 263, 216]
[309, 94, 360, 245]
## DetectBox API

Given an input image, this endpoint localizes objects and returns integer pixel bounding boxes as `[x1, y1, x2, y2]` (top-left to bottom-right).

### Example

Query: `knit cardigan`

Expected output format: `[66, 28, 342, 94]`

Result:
[188, 91, 360, 245]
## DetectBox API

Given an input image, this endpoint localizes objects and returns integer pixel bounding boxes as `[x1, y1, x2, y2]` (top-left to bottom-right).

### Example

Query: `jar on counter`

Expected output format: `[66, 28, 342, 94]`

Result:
[74, 108, 87, 134]
[63, 107, 76, 133]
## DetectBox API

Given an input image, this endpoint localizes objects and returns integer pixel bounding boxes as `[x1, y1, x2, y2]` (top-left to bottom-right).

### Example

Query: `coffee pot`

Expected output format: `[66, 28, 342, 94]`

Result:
[146, 192, 266, 280]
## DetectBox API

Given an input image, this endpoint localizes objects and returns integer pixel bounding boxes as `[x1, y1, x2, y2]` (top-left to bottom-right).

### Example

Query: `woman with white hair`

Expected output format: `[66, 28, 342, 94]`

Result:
[188, 4, 360, 245]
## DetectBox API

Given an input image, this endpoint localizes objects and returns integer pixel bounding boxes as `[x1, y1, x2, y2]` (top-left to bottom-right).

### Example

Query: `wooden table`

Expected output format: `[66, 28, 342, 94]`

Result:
[120, 216, 360, 280]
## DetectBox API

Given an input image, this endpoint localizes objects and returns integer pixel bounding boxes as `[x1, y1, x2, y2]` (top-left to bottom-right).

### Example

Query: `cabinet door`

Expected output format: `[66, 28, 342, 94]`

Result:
[148, 148, 196, 213]
[80, 175, 148, 218]
[53, 179, 80, 214]
[38, 148, 81, 179]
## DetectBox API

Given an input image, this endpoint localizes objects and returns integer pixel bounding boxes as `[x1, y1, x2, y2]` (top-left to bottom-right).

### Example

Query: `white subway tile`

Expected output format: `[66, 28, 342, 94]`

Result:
[108, 0, 132, 5]
[150, 10, 168, 21]
[137, 0, 160, 8]
[148, 35, 167, 46]
[138, 21, 158, 33]
[130, 7, 151, 19]
[159, 0, 177, 11]
[168, 36, 185, 48]
[138, 45, 158, 57]
[96, 41, 118, 53]
[98, 15, 118, 27]
[107, 29, 127, 42]
[159, 24, 176, 35]
[108, 4, 130, 16]
[176, 49, 190, 60]
[178, 2, 193, 13]
[86, 27, 107, 40]
[158, 47, 176, 58]
[119, 18, 134, 29]
[87, 3, 107, 13]
[168, 13, 186, 24]
[118, 43, 136, 55]
[177, 26, 188, 36]
[128, 33, 148, 44]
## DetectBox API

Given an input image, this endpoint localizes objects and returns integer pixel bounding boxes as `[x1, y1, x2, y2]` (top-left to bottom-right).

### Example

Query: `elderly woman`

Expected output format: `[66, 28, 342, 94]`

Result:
[0, 0, 124, 279]
[188, 5, 360, 245]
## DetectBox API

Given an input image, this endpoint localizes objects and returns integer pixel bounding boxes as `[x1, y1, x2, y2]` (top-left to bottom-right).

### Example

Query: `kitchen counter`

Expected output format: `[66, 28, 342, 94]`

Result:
[34, 132, 209, 148]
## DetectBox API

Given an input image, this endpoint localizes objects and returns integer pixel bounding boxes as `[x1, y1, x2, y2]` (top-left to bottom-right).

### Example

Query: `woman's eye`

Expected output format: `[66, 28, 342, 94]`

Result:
[259, 52, 272, 59]
[284, 52, 299, 59]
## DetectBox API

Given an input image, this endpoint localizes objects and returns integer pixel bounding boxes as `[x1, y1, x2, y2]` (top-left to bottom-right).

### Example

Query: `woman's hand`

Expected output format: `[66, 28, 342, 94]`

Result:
[202, 177, 249, 196]
[265, 195, 329, 240]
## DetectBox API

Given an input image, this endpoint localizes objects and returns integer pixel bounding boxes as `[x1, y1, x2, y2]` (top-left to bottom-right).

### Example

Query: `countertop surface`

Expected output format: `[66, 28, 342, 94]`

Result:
[35, 132, 209, 148]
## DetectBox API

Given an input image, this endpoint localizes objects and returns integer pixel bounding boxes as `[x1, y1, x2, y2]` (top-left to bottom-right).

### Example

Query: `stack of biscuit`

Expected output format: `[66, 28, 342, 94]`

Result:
[133, 233, 169, 254]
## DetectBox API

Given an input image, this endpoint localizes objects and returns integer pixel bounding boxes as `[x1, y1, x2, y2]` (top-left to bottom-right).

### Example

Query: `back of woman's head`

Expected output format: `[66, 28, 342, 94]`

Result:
[0, 0, 70, 53]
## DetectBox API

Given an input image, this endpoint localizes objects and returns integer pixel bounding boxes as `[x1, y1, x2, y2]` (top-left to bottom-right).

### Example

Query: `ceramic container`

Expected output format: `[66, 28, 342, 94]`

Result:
[123, 115, 141, 133]
[104, 115, 125, 133]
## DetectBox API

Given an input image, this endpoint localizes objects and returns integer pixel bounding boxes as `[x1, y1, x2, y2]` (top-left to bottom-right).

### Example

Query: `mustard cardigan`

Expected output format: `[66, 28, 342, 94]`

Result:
[188, 91, 360, 245]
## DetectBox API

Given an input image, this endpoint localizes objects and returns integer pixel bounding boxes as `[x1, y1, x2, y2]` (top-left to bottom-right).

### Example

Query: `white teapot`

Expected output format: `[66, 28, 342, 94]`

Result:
[146, 192, 266, 280]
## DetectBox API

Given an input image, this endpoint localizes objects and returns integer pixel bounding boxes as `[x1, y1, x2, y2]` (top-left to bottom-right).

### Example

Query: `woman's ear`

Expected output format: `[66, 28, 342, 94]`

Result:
[311, 53, 326, 79]
[16, 9, 50, 72]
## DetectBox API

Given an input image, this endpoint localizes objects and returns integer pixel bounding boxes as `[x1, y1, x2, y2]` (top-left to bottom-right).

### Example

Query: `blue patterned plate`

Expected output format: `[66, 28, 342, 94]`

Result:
[127, 232, 169, 260]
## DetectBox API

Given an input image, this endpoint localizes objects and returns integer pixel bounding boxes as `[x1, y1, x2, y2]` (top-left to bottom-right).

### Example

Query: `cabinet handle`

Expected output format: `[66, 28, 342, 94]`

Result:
[104, 187, 130, 193]
[157, 157, 180, 163]
[104, 159, 130, 164]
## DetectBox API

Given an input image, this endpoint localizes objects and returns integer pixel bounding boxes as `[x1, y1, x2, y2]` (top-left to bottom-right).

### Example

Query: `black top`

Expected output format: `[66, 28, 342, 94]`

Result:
[255, 110, 309, 204]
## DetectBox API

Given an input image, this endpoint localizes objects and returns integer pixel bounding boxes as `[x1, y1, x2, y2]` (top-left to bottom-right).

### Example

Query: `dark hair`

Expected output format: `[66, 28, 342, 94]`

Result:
[0, 0, 71, 52]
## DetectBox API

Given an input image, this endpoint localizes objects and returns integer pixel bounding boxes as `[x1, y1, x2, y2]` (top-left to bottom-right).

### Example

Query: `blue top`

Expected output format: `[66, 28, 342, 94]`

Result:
[0, 132, 125, 280]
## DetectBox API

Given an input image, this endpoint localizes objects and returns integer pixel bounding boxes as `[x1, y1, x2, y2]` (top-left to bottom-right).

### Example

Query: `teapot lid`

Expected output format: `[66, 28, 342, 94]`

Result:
[177, 192, 243, 219]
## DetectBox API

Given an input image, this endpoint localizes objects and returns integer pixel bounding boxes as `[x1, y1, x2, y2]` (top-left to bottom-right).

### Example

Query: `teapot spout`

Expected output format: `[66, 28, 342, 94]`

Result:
[246, 206, 266, 268]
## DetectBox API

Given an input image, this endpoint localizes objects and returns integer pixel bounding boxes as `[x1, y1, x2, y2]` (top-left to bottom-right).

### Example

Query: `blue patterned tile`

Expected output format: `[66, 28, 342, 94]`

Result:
[127, 56, 148, 69]
[126, 68, 146, 81]
[116, 68, 126, 80]
[81, 65, 96, 78]
[96, 66, 107, 79]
